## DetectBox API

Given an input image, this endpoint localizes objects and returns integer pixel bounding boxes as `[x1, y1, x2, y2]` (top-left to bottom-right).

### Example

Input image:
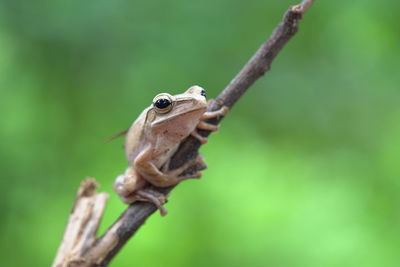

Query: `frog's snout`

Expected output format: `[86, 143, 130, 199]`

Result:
[186, 85, 206, 98]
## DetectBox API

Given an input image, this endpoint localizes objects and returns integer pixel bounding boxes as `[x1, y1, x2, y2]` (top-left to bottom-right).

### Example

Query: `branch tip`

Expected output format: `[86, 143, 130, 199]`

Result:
[78, 178, 98, 198]
[291, 0, 315, 14]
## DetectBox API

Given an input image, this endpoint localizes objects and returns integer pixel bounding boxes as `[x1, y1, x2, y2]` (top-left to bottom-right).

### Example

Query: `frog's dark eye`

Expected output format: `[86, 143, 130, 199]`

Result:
[201, 89, 206, 97]
[153, 93, 174, 113]
[155, 98, 171, 109]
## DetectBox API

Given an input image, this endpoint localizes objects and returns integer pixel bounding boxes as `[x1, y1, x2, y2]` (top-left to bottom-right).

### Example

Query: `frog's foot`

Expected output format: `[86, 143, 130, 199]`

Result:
[201, 106, 229, 120]
[136, 189, 168, 216]
[162, 154, 206, 181]
[192, 106, 229, 144]
[176, 154, 207, 180]
[135, 150, 206, 188]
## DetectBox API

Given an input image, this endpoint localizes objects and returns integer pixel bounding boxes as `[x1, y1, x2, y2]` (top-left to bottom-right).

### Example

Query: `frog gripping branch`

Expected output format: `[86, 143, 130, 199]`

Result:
[113, 86, 228, 216]
[52, 1, 316, 266]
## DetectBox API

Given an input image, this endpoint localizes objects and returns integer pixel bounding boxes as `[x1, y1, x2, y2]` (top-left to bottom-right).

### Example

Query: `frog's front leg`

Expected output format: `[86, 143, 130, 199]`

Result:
[134, 146, 205, 187]
[201, 106, 229, 120]
[191, 106, 229, 144]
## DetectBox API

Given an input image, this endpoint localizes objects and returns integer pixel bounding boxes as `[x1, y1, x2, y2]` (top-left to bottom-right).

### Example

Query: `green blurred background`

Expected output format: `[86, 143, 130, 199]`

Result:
[1, 0, 399, 266]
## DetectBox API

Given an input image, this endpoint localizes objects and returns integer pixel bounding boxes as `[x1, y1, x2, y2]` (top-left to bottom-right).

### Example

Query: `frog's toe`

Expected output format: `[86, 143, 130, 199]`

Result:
[193, 154, 207, 170]
[191, 130, 208, 144]
[187, 171, 202, 179]
[197, 121, 219, 132]
[119, 194, 138, 205]
[201, 106, 229, 120]
[176, 154, 206, 180]
[177, 170, 202, 180]
[136, 189, 168, 216]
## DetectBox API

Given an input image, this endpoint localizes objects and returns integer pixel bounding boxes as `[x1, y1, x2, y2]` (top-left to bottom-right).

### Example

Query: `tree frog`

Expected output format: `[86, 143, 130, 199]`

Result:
[113, 86, 228, 215]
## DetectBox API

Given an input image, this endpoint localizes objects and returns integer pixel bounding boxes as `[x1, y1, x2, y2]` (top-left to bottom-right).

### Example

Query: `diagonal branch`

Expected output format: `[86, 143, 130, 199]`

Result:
[52, 0, 316, 266]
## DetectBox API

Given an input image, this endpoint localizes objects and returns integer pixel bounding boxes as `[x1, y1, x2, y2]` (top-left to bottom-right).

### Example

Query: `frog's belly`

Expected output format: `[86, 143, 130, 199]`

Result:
[153, 143, 180, 169]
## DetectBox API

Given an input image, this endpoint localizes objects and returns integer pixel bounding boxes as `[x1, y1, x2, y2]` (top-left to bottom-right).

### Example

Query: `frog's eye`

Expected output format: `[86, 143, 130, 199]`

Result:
[153, 93, 174, 113]
[201, 89, 206, 97]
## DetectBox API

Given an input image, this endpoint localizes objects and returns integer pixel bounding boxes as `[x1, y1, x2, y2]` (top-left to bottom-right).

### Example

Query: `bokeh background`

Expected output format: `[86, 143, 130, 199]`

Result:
[1, 0, 399, 266]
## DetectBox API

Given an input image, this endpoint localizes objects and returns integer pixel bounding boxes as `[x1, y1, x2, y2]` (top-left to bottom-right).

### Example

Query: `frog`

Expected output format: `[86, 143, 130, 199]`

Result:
[113, 85, 228, 215]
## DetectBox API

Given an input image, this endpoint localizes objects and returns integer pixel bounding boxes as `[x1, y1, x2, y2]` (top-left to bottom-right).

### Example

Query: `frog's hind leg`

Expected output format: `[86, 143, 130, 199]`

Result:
[114, 166, 146, 198]
[134, 153, 205, 215]
[120, 188, 168, 216]
[136, 189, 168, 216]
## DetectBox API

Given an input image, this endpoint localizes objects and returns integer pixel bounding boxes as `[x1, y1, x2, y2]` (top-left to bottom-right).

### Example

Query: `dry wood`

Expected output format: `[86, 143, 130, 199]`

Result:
[52, 1, 316, 266]
[53, 179, 108, 266]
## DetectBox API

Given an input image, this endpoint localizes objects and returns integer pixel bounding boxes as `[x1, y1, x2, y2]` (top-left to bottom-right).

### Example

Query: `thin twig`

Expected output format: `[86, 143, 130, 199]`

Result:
[53, 0, 316, 266]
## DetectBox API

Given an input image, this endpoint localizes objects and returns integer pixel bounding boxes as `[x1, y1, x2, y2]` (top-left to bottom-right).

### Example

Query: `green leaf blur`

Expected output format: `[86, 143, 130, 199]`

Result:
[1, 0, 399, 266]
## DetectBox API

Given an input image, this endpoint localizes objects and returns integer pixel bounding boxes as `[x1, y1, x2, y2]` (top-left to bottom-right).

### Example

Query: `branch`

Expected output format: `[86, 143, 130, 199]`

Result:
[53, 179, 108, 267]
[52, 0, 316, 266]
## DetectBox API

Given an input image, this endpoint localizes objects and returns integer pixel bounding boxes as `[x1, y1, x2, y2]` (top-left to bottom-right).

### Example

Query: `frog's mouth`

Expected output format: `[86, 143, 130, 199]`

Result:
[152, 106, 206, 126]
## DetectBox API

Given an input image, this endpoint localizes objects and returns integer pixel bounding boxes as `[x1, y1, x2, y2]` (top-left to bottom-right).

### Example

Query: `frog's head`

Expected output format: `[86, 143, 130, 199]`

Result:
[150, 85, 208, 131]
[152, 85, 207, 116]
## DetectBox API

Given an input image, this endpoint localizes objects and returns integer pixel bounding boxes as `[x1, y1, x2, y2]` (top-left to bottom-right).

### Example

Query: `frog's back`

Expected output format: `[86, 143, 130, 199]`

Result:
[125, 107, 150, 163]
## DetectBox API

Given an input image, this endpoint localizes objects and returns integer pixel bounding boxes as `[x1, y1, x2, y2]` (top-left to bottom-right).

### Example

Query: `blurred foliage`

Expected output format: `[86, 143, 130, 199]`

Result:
[1, 0, 399, 266]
